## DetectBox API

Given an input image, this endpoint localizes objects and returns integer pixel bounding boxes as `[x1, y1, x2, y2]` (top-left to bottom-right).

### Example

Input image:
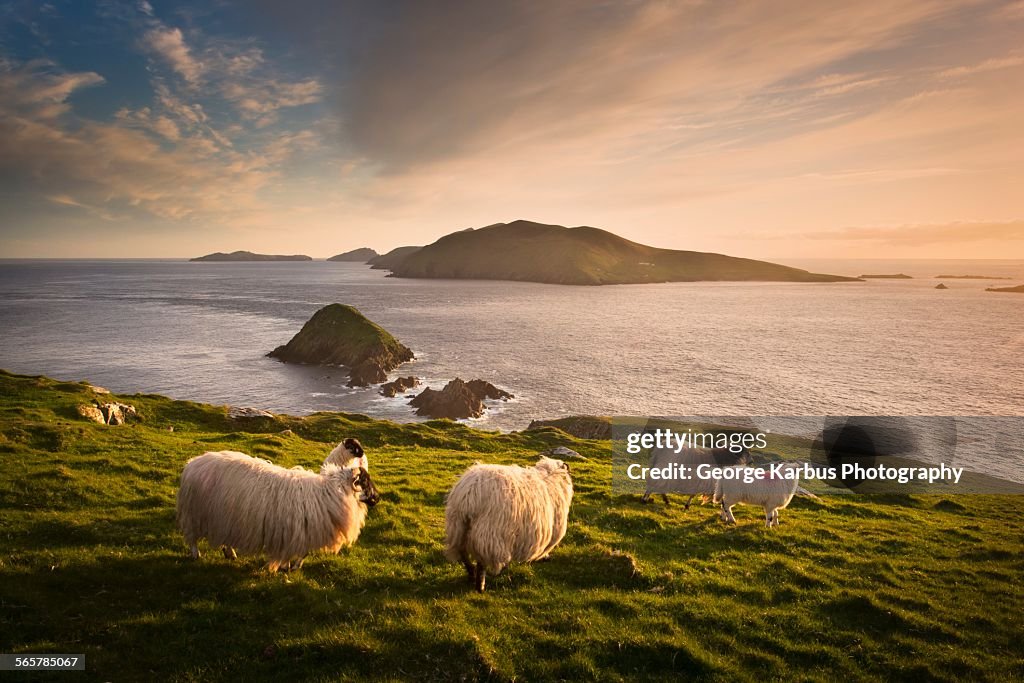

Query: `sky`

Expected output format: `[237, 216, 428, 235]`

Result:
[0, 0, 1022, 259]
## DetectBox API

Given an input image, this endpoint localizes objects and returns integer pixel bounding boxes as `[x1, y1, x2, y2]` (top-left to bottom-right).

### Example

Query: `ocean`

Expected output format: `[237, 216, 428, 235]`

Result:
[1, 258, 1022, 433]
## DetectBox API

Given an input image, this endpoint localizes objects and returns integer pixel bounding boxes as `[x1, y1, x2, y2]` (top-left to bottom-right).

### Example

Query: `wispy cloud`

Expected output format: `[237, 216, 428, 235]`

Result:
[939, 55, 1024, 78]
[142, 27, 203, 84]
[800, 220, 1024, 245]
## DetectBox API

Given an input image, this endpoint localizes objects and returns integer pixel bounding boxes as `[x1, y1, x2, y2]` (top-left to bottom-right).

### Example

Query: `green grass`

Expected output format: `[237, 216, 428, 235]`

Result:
[1, 369, 1022, 681]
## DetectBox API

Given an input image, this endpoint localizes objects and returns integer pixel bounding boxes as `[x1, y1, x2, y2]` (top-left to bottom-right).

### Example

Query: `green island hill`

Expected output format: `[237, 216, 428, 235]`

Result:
[190, 251, 313, 262]
[0, 370, 1022, 680]
[382, 220, 859, 285]
[267, 304, 414, 386]
[327, 248, 379, 262]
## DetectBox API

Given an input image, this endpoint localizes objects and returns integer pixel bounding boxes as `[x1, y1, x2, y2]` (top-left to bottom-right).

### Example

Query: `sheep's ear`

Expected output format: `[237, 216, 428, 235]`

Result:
[561, 461, 570, 472]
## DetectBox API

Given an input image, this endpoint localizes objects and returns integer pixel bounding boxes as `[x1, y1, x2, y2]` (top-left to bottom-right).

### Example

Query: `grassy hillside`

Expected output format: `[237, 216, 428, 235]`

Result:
[1, 370, 1022, 681]
[388, 220, 859, 285]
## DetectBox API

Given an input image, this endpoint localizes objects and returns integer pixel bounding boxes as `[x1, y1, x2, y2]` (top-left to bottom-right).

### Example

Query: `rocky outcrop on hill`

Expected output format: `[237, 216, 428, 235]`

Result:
[267, 304, 414, 387]
[228, 406, 275, 420]
[380, 376, 420, 397]
[78, 402, 140, 425]
[409, 378, 513, 419]
[527, 416, 612, 440]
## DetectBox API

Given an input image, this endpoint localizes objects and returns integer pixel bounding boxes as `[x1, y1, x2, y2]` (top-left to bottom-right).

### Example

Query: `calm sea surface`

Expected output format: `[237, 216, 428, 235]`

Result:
[1, 259, 1022, 442]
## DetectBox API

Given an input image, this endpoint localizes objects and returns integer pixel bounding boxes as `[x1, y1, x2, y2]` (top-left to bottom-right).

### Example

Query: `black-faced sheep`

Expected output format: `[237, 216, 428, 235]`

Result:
[176, 450, 379, 571]
[444, 456, 573, 592]
[323, 437, 368, 471]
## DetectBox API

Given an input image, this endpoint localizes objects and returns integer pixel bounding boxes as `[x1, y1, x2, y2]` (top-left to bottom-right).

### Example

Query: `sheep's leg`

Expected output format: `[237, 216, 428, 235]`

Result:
[475, 562, 486, 593]
[771, 510, 780, 528]
[684, 494, 696, 510]
[641, 492, 651, 504]
[661, 494, 671, 506]
[765, 509, 773, 528]
[723, 504, 737, 524]
[222, 546, 237, 560]
[189, 543, 201, 560]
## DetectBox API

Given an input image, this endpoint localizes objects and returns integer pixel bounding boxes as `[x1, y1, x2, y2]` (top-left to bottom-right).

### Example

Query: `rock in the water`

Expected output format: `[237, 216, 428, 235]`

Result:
[228, 406, 275, 420]
[408, 377, 513, 419]
[267, 304, 414, 387]
[935, 283, 948, 289]
[380, 376, 420, 397]
[465, 379, 514, 401]
[409, 378, 482, 419]
[543, 446, 587, 460]
[77, 404, 106, 424]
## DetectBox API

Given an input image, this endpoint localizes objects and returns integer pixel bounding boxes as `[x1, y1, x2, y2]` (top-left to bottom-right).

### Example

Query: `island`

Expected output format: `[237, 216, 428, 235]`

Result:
[378, 220, 859, 285]
[859, 273, 912, 279]
[190, 250, 311, 262]
[327, 248, 379, 262]
[267, 304, 414, 387]
[935, 283, 948, 290]
[369, 246, 422, 270]
[985, 284, 1024, 293]
[190, 250, 312, 262]
[936, 275, 1012, 280]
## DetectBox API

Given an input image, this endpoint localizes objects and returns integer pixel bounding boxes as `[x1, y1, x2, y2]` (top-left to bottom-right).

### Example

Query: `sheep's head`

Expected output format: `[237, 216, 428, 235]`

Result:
[536, 456, 571, 477]
[343, 438, 364, 460]
[351, 466, 380, 507]
[325, 437, 369, 472]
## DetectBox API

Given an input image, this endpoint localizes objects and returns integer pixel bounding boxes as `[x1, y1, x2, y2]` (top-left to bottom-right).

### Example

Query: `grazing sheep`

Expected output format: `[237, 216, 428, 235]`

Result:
[713, 465, 800, 528]
[323, 437, 368, 471]
[445, 456, 573, 592]
[641, 447, 751, 508]
[176, 451, 380, 571]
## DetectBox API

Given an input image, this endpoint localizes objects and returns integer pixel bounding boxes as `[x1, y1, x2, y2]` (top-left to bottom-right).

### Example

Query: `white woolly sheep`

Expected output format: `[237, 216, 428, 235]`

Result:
[641, 446, 751, 508]
[323, 437, 369, 471]
[176, 450, 380, 571]
[712, 465, 800, 528]
[444, 456, 573, 592]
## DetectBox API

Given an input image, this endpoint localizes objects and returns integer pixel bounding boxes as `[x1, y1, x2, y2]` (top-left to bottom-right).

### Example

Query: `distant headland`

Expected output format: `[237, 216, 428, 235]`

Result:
[369, 246, 422, 270]
[936, 275, 1012, 280]
[190, 250, 312, 262]
[859, 273, 912, 279]
[328, 248, 378, 262]
[985, 284, 1024, 293]
[373, 220, 858, 285]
